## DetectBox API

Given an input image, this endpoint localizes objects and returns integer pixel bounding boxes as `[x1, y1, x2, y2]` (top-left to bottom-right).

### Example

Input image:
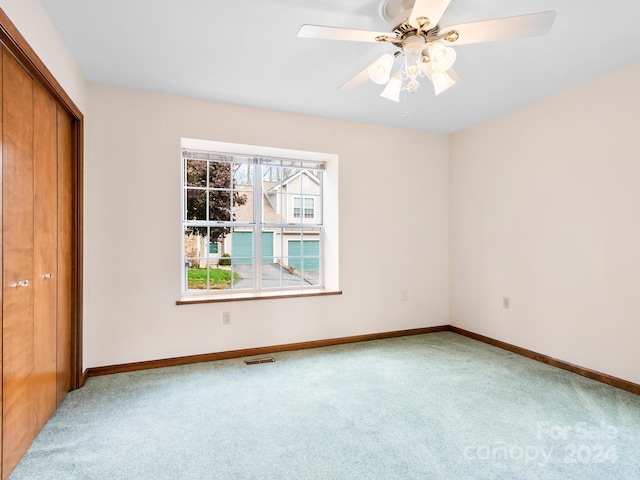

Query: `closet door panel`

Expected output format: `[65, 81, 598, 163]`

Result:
[2, 48, 36, 478]
[33, 82, 58, 429]
[56, 108, 73, 406]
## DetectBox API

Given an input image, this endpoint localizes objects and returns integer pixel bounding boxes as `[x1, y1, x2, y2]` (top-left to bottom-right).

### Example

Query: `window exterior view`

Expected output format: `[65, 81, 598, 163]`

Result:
[182, 149, 324, 294]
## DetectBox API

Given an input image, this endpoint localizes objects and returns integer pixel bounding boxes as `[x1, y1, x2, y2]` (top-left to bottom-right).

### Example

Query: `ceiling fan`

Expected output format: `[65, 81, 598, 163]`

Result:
[297, 0, 556, 102]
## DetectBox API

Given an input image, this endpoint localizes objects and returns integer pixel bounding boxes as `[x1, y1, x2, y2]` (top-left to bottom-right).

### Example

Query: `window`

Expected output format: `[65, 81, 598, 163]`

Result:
[293, 196, 315, 219]
[303, 197, 315, 218]
[182, 145, 328, 296]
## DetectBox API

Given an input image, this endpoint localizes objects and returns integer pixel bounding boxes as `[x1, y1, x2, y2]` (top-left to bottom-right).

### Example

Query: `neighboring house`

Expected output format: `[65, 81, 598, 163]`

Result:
[212, 169, 321, 271]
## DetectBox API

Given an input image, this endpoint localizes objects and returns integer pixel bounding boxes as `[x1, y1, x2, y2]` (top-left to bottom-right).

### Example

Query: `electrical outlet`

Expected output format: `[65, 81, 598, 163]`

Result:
[503, 297, 510, 309]
[223, 312, 231, 324]
[401, 290, 409, 301]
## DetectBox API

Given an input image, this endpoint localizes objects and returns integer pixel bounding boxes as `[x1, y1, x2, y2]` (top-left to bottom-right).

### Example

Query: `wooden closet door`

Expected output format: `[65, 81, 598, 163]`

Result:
[33, 82, 58, 429]
[2, 47, 36, 477]
[0, 14, 81, 479]
[56, 108, 73, 406]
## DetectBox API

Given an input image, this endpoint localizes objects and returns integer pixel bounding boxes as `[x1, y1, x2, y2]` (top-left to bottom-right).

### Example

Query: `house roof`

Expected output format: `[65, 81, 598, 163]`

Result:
[266, 170, 320, 194]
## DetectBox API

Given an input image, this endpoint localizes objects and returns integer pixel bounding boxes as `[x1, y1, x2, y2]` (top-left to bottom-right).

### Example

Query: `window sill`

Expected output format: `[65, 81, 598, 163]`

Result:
[176, 289, 342, 305]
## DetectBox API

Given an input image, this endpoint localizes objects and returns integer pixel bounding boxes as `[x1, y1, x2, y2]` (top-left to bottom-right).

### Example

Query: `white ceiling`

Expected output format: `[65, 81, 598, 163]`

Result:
[39, 0, 640, 134]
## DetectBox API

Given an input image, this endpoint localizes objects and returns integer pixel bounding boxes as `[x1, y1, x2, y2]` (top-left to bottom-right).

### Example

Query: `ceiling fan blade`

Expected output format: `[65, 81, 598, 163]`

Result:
[409, 0, 452, 30]
[297, 25, 394, 43]
[338, 52, 400, 91]
[338, 64, 373, 91]
[440, 11, 556, 46]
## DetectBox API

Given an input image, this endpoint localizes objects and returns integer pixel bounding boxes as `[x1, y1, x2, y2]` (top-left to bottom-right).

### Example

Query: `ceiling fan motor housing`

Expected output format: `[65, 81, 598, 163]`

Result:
[380, 0, 441, 45]
[380, 0, 418, 26]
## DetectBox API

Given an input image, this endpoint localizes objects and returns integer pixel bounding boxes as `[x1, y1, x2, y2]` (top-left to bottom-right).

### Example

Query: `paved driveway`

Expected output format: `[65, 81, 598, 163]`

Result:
[232, 263, 319, 289]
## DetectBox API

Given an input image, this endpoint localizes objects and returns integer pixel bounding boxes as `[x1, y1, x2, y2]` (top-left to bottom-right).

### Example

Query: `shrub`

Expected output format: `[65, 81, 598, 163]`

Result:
[218, 253, 231, 266]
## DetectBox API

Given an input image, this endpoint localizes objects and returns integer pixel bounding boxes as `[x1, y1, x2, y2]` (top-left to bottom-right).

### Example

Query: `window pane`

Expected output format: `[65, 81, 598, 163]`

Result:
[269, 228, 321, 288]
[209, 226, 228, 245]
[262, 262, 304, 289]
[303, 197, 315, 219]
[260, 231, 274, 264]
[230, 263, 253, 290]
[185, 190, 206, 221]
[208, 262, 239, 290]
[230, 229, 253, 264]
[287, 170, 303, 195]
[185, 262, 204, 290]
[261, 262, 281, 289]
[232, 185, 252, 223]
[262, 165, 279, 184]
[262, 190, 280, 223]
[293, 197, 301, 219]
[228, 228, 254, 290]
[184, 226, 208, 291]
[185, 160, 207, 187]
[209, 161, 232, 189]
[208, 190, 232, 221]
[233, 163, 252, 187]
[263, 167, 284, 223]
[262, 226, 309, 288]
[233, 163, 253, 221]
[275, 191, 287, 223]
[279, 193, 297, 223]
[186, 261, 241, 291]
[184, 226, 207, 258]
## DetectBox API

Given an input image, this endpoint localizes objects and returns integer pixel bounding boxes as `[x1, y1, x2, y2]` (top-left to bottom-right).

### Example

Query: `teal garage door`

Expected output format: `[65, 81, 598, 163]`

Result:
[261, 232, 273, 263]
[232, 232, 273, 264]
[288, 240, 320, 270]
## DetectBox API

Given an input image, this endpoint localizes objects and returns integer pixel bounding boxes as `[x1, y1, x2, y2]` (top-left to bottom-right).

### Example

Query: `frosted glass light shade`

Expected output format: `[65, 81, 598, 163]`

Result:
[368, 53, 395, 85]
[428, 41, 456, 72]
[380, 74, 402, 102]
[431, 70, 456, 95]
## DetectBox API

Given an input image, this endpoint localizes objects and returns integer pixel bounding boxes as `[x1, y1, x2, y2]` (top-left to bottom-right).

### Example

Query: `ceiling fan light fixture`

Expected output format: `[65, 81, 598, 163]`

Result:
[431, 69, 456, 95]
[403, 36, 426, 80]
[368, 53, 395, 85]
[406, 79, 420, 93]
[298, 4, 556, 108]
[380, 74, 403, 102]
[428, 40, 457, 72]
[421, 59, 433, 78]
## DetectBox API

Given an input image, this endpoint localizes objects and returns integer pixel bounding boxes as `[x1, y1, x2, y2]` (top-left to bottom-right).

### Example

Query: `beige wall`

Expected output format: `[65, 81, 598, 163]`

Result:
[450, 62, 640, 385]
[85, 84, 450, 368]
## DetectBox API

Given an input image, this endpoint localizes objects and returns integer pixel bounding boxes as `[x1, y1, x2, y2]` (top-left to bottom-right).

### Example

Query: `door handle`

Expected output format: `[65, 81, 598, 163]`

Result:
[9, 280, 29, 287]
[41, 273, 54, 279]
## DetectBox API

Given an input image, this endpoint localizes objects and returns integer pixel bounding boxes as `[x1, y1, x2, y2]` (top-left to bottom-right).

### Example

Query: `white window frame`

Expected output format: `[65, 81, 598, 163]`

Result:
[180, 138, 339, 300]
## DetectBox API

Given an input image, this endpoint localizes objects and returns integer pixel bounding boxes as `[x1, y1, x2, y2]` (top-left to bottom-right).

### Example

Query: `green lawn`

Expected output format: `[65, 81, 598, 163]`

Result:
[187, 267, 240, 290]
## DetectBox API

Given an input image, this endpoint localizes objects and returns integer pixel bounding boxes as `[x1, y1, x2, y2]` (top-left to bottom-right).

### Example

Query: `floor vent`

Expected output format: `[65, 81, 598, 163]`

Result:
[244, 357, 275, 365]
